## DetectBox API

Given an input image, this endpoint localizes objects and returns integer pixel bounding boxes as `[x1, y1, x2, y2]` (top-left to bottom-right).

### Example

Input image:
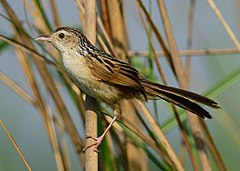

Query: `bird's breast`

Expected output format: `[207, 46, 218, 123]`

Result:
[62, 52, 93, 82]
[62, 53, 122, 104]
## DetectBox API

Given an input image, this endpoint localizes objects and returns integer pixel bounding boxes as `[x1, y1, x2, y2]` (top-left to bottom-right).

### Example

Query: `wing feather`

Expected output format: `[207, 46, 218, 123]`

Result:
[87, 55, 145, 92]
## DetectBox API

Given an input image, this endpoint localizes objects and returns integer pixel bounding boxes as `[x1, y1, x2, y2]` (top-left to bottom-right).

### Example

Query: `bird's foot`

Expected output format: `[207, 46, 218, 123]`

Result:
[83, 135, 105, 152]
[82, 115, 118, 152]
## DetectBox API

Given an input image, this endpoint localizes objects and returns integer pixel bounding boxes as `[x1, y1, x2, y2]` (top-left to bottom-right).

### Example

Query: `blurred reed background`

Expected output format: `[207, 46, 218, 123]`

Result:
[0, 0, 240, 170]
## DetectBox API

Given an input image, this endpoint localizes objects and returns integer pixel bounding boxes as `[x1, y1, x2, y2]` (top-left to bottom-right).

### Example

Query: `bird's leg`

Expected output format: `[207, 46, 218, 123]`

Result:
[83, 105, 121, 152]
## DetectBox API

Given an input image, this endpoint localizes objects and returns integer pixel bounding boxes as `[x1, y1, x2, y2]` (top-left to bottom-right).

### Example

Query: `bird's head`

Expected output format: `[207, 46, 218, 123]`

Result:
[35, 27, 91, 55]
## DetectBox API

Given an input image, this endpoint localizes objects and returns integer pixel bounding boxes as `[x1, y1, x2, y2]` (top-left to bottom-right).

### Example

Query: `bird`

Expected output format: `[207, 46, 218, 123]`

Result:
[35, 26, 220, 152]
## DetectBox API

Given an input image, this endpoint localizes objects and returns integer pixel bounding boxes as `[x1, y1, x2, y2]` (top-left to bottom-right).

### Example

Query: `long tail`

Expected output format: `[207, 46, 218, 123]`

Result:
[141, 80, 220, 119]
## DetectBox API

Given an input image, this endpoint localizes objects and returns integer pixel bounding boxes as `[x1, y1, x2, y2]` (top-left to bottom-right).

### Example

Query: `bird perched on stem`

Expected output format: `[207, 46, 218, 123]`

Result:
[36, 26, 220, 152]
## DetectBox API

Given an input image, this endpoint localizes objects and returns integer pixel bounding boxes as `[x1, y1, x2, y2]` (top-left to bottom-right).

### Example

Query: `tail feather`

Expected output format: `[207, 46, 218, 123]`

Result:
[154, 90, 212, 119]
[141, 80, 220, 119]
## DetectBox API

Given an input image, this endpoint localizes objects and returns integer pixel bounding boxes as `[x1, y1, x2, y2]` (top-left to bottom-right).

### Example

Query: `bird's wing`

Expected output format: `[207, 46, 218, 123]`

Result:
[87, 55, 145, 91]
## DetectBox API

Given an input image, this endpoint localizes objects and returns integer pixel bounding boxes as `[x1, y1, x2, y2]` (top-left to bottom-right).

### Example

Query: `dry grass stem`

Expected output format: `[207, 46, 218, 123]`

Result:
[207, 0, 240, 50]
[14, 39, 66, 171]
[0, 35, 59, 69]
[128, 48, 240, 57]
[137, 4, 167, 83]
[49, 0, 61, 27]
[133, 100, 184, 171]
[185, 0, 195, 76]
[136, 0, 175, 73]
[157, 0, 211, 169]
[200, 120, 227, 171]
[75, 0, 118, 57]
[75, 0, 85, 31]
[45, 109, 66, 171]
[0, 0, 232, 170]
[96, 16, 117, 57]
[106, 1, 147, 170]
[138, 1, 198, 169]
[120, 115, 173, 162]
[0, 119, 32, 171]
[100, 0, 112, 38]
[183, 1, 200, 170]
[26, 1, 50, 33]
[1, 0, 84, 164]
[57, 115, 72, 171]
[0, 72, 34, 104]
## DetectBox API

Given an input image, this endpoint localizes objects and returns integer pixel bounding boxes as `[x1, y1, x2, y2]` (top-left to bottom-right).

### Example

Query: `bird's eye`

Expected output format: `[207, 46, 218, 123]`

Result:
[59, 33, 65, 39]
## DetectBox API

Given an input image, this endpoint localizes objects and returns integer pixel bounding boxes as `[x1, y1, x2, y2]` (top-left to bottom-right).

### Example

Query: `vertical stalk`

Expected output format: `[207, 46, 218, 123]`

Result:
[84, 0, 98, 171]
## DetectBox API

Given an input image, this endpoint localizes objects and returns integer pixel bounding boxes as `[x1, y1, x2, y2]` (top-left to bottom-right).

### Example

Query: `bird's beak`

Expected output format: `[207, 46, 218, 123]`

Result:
[35, 35, 52, 42]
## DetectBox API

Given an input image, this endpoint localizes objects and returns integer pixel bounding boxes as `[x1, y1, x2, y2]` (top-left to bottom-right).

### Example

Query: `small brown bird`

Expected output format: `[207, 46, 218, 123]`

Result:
[36, 26, 220, 152]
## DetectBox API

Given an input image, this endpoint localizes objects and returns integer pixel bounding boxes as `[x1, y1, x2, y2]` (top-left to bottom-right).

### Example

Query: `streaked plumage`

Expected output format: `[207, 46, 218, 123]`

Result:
[36, 26, 220, 151]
